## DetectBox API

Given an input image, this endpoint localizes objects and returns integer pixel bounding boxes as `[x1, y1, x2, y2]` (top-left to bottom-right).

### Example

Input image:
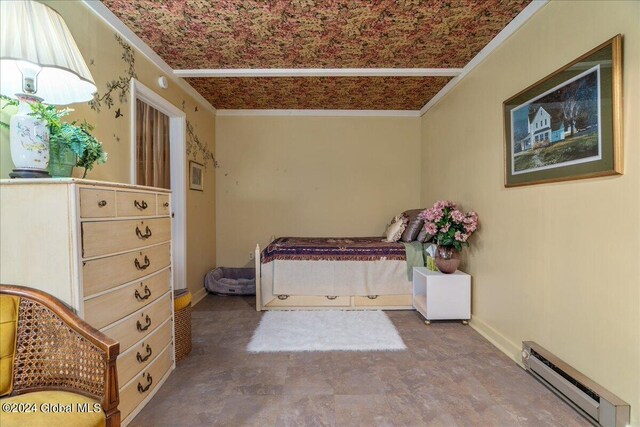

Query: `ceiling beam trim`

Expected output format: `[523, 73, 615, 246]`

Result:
[419, 0, 549, 116]
[174, 68, 463, 78]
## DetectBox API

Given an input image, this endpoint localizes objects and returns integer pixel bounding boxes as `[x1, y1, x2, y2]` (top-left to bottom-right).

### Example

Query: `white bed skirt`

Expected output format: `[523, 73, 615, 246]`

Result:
[263, 259, 412, 296]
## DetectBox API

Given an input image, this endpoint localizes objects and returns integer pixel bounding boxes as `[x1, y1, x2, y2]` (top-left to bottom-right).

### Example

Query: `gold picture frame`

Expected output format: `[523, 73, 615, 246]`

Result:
[503, 34, 623, 187]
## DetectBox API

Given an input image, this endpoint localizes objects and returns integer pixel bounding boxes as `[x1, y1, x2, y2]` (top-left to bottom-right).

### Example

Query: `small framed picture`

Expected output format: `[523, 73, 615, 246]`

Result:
[189, 161, 204, 191]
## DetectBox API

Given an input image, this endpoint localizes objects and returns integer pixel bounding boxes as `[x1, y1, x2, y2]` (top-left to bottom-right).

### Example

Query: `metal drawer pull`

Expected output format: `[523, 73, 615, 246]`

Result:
[163, 202, 169, 207]
[277, 295, 289, 300]
[367, 295, 379, 299]
[135, 285, 152, 301]
[97, 200, 107, 207]
[137, 373, 153, 393]
[136, 344, 153, 363]
[134, 200, 148, 210]
[135, 225, 152, 239]
[136, 315, 151, 332]
[134, 255, 150, 270]
[326, 295, 338, 300]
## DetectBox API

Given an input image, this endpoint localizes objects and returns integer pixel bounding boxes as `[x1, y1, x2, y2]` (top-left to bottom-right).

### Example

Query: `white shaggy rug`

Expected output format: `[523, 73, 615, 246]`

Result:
[247, 310, 406, 352]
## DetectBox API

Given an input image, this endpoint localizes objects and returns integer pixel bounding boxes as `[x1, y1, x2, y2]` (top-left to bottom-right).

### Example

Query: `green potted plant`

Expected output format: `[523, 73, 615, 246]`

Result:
[29, 102, 107, 178]
[1, 95, 107, 178]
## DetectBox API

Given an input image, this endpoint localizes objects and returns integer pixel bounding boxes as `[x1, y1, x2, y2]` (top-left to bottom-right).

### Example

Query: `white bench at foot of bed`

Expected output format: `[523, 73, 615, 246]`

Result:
[254, 244, 413, 311]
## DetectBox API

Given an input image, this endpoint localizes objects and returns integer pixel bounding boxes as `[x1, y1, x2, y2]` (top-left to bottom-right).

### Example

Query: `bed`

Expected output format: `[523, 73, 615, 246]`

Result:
[254, 236, 418, 311]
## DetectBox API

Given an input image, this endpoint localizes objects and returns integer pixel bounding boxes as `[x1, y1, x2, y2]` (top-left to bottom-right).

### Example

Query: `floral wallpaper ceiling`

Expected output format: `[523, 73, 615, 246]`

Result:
[103, 0, 531, 109]
[187, 76, 452, 110]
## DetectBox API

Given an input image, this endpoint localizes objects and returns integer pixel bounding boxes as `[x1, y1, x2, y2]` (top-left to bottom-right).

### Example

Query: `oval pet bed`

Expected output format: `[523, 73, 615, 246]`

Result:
[205, 267, 256, 295]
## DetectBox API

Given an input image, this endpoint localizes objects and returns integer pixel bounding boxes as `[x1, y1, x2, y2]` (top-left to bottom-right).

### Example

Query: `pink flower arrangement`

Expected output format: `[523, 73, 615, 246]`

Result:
[418, 201, 479, 251]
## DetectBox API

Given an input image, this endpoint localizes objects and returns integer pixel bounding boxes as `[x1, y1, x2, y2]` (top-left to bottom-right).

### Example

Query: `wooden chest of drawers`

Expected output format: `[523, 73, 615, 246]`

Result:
[0, 179, 175, 426]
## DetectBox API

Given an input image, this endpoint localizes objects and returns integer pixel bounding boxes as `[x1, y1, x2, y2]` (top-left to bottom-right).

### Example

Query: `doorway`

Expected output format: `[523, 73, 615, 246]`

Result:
[130, 78, 186, 290]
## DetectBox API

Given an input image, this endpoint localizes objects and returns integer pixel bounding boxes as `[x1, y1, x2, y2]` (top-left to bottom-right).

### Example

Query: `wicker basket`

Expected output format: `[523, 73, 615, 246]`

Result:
[173, 289, 192, 362]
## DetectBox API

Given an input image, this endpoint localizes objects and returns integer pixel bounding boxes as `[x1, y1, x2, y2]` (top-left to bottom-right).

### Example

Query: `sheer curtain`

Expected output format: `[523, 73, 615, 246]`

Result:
[136, 99, 171, 189]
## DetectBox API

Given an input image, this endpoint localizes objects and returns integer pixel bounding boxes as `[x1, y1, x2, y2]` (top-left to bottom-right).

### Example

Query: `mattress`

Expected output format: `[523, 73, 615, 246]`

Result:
[261, 237, 411, 296]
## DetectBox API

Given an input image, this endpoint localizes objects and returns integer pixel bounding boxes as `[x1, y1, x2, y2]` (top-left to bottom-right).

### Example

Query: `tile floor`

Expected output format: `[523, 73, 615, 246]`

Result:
[130, 295, 589, 427]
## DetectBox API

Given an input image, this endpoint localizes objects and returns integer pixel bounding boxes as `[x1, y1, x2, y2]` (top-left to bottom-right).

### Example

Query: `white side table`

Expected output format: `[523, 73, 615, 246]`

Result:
[412, 267, 471, 324]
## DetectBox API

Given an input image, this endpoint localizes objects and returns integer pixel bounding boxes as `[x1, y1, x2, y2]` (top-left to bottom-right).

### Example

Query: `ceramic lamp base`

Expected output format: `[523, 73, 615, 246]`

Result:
[9, 168, 51, 178]
[9, 95, 50, 176]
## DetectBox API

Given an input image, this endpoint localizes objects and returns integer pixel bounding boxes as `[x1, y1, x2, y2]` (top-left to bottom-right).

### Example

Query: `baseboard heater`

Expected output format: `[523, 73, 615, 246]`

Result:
[522, 342, 630, 427]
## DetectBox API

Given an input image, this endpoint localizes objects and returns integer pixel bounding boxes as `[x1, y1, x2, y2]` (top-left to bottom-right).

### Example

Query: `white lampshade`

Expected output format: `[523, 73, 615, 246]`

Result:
[0, 0, 96, 105]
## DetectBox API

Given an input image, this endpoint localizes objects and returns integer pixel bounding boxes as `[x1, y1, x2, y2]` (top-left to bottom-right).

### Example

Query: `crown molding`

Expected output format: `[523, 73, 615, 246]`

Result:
[216, 109, 421, 117]
[175, 68, 463, 78]
[419, 0, 549, 116]
[80, 0, 217, 114]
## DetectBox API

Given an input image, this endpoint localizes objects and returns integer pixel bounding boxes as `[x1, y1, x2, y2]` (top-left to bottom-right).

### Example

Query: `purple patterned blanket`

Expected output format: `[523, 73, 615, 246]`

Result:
[261, 237, 406, 263]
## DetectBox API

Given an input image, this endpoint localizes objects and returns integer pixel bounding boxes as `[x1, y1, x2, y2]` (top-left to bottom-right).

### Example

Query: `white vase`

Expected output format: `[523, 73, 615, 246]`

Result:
[9, 95, 50, 176]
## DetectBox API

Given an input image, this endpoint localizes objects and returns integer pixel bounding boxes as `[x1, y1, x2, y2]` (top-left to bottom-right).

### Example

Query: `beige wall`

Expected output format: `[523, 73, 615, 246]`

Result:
[215, 115, 421, 266]
[420, 0, 639, 422]
[0, 1, 216, 299]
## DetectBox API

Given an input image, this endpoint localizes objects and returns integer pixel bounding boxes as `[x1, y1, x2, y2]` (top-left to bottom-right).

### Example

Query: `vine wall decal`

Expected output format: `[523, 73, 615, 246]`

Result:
[89, 35, 137, 112]
[186, 120, 218, 170]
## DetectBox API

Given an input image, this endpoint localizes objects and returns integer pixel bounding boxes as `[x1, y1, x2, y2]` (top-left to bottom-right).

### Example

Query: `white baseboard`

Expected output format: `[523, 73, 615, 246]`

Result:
[470, 316, 524, 368]
[191, 287, 208, 307]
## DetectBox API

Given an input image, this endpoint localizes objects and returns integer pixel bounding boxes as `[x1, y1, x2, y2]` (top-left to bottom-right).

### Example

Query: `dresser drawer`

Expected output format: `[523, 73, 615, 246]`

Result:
[265, 295, 351, 307]
[119, 344, 172, 422]
[102, 293, 171, 352]
[79, 188, 116, 218]
[82, 243, 171, 297]
[116, 191, 156, 217]
[84, 269, 171, 329]
[82, 217, 171, 258]
[354, 294, 413, 307]
[157, 194, 170, 216]
[117, 320, 172, 386]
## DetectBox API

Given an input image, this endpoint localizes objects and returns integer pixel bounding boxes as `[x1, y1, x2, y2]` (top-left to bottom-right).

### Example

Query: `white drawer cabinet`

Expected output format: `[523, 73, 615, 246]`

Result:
[0, 178, 175, 426]
[412, 267, 471, 324]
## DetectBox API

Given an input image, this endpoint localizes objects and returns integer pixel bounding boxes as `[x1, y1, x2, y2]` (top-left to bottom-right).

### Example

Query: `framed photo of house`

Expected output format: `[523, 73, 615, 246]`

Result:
[503, 35, 622, 187]
[189, 161, 204, 191]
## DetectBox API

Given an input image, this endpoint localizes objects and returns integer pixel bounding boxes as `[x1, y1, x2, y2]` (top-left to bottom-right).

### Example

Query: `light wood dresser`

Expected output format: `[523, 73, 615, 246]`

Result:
[0, 178, 175, 426]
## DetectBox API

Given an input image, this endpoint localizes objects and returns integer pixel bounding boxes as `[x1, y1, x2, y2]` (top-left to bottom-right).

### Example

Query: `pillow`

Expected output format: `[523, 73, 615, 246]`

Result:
[416, 228, 432, 243]
[400, 209, 425, 242]
[384, 215, 408, 242]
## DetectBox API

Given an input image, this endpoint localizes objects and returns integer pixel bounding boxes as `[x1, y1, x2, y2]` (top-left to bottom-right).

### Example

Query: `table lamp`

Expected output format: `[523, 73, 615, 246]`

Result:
[0, 0, 97, 178]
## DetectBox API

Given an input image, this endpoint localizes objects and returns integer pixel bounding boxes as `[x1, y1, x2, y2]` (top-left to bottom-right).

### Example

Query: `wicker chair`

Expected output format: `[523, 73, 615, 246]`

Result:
[0, 285, 120, 427]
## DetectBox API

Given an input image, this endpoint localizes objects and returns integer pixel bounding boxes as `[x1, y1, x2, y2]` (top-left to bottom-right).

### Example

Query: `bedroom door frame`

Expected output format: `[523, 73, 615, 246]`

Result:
[130, 78, 187, 290]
